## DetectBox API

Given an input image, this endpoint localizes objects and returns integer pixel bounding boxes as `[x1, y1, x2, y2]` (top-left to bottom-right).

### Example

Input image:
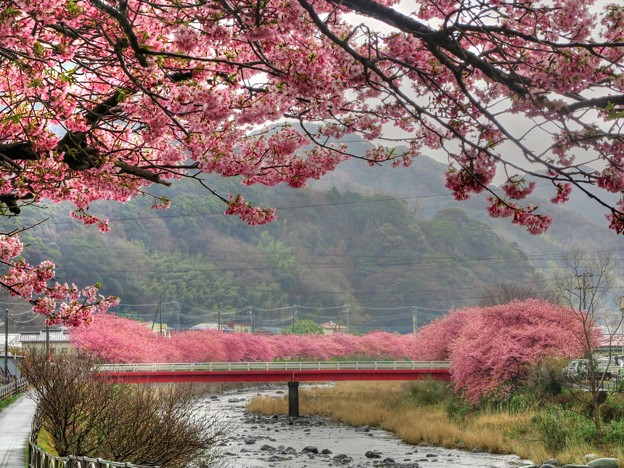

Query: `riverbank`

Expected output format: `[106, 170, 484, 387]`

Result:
[203, 385, 529, 467]
[246, 381, 624, 466]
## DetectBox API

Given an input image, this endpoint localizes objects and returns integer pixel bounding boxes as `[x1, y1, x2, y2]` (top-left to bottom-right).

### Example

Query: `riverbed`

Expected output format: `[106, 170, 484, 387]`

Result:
[199, 385, 532, 468]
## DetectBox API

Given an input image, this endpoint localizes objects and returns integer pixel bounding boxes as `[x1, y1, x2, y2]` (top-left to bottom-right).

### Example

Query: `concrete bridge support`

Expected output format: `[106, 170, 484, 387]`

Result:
[288, 381, 299, 417]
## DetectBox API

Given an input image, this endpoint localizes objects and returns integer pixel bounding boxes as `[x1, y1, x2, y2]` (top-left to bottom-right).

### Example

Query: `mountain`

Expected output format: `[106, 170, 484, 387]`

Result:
[308, 139, 623, 256]
[0, 134, 620, 333]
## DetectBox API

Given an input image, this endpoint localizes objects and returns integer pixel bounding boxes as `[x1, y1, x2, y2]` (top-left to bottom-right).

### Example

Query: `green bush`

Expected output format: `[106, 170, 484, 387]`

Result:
[604, 418, 624, 444]
[598, 396, 624, 424]
[444, 395, 472, 423]
[531, 404, 596, 454]
[408, 380, 452, 406]
[504, 392, 538, 415]
[526, 358, 566, 400]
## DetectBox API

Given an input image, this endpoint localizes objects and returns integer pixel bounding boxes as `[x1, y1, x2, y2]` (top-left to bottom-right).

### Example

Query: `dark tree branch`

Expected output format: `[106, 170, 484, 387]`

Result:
[327, 0, 532, 96]
[115, 161, 172, 186]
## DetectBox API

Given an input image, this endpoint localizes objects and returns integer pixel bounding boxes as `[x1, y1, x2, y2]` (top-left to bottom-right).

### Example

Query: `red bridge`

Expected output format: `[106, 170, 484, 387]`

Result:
[96, 361, 451, 417]
[96, 360, 451, 384]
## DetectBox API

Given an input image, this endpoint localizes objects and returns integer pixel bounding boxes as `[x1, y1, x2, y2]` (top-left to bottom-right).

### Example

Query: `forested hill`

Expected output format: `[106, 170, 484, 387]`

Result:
[309, 148, 623, 256]
[2, 134, 618, 332]
[2, 172, 538, 333]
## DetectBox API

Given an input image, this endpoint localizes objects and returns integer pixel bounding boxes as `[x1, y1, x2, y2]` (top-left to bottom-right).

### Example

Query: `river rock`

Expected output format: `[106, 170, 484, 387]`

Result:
[332, 453, 353, 464]
[260, 444, 275, 452]
[302, 445, 319, 454]
[322, 448, 333, 454]
[587, 459, 620, 468]
[366, 450, 382, 458]
[356, 425, 371, 432]
[543, 460, 561, 466]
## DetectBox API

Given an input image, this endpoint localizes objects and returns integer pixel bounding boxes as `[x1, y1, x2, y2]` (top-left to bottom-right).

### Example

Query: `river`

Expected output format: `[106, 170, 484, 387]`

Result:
[199, 385, 532, 468]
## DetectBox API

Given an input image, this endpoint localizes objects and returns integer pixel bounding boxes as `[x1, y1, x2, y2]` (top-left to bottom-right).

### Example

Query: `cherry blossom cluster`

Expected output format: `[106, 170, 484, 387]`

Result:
[70, 313, 421, 363]
[224, 195, 277, 225]
[414, 299, 592, 403]
[0, 235, 119, 326]
[0, 0, 620, 236]
[487, 199, 553, 235]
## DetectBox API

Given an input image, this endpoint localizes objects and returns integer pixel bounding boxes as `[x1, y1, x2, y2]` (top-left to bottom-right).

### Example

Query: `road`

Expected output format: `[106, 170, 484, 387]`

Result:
[0, 394, 36, 468]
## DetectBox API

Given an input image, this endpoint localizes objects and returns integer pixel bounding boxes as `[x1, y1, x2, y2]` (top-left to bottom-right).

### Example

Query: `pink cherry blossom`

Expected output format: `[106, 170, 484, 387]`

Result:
[0, 0, 622, 318]
[416, 299, 591, 404]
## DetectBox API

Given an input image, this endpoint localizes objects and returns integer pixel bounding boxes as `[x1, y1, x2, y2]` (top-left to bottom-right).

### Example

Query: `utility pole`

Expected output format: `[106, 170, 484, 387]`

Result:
[249, 306, 255, 333]
[45, 324, 50, 357]
[4, 309, 8, 381]
[618, 297, 624, 355]
[217, 302, 221, 331]
[152, 295, 163, 335]
[344, 304, 350, 333]
[292, 305, 297, 333]
[158, 295, 163, 336]
[578, 272, 593, 311]
[411, 307, 418, 334]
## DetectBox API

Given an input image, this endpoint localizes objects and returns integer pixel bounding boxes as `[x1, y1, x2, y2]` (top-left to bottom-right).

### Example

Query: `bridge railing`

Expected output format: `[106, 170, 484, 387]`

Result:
[97, 361, 450, 373]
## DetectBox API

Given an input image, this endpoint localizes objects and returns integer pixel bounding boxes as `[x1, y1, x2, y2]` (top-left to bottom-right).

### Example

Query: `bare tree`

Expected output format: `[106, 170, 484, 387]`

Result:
[21, 353, 228, 467]
[478, 282, 554, 307]
[552, 249, 617, 433]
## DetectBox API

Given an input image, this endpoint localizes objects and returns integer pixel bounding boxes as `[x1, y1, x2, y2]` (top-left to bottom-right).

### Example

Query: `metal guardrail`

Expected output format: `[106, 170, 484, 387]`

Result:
[97, 361, 451, 373]
[0, 377, 27, 400]
[29, 442, 158, 468]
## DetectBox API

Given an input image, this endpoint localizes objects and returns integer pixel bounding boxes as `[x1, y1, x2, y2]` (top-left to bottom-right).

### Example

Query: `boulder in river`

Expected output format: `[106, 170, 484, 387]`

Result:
[332, 453, 353, 464]
[587, 459, 620, 468]
[365, 450, 382, 458]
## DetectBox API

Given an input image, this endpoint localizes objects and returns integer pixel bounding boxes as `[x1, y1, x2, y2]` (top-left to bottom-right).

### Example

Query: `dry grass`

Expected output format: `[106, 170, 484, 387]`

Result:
[246, 381, 616, 465]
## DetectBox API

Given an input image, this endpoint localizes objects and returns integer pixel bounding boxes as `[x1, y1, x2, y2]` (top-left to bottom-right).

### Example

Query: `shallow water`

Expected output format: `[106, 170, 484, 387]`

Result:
[199, 386, 532, 468]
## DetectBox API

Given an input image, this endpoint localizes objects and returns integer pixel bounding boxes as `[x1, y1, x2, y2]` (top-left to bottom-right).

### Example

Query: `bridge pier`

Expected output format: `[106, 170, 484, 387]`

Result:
[288, 381, 299, 417]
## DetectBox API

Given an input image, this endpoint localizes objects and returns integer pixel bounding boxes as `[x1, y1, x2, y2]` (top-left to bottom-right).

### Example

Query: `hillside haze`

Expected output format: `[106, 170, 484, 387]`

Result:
[1, 134, 620, 332]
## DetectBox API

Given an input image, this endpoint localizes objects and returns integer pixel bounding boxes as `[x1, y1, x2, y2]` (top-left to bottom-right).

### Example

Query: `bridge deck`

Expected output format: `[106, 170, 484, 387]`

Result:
[95, 361, 451, 384]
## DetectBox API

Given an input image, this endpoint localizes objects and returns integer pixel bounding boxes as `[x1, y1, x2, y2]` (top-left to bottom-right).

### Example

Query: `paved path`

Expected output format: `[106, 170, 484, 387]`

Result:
[0, 394, 36, 467]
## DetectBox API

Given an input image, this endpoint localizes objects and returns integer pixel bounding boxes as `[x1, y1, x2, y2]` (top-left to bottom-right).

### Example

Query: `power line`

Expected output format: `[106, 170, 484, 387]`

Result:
[29, 192, 454, 226]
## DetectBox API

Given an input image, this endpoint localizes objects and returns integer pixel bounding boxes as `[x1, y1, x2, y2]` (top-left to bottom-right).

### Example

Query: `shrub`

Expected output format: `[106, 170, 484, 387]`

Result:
[20, 353, 228, 467]
[531, 404, 596, 454]
[409, 380, 452, 406]
[600, 393, 624, 424]
[500, 391, 538, 415]
[604, 418, 624, 445]
[444, 395, 472, 423]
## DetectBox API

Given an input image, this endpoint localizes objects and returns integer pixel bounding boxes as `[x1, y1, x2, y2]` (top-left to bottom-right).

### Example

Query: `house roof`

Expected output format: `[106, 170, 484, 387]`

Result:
[20, 329, 70, 343]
